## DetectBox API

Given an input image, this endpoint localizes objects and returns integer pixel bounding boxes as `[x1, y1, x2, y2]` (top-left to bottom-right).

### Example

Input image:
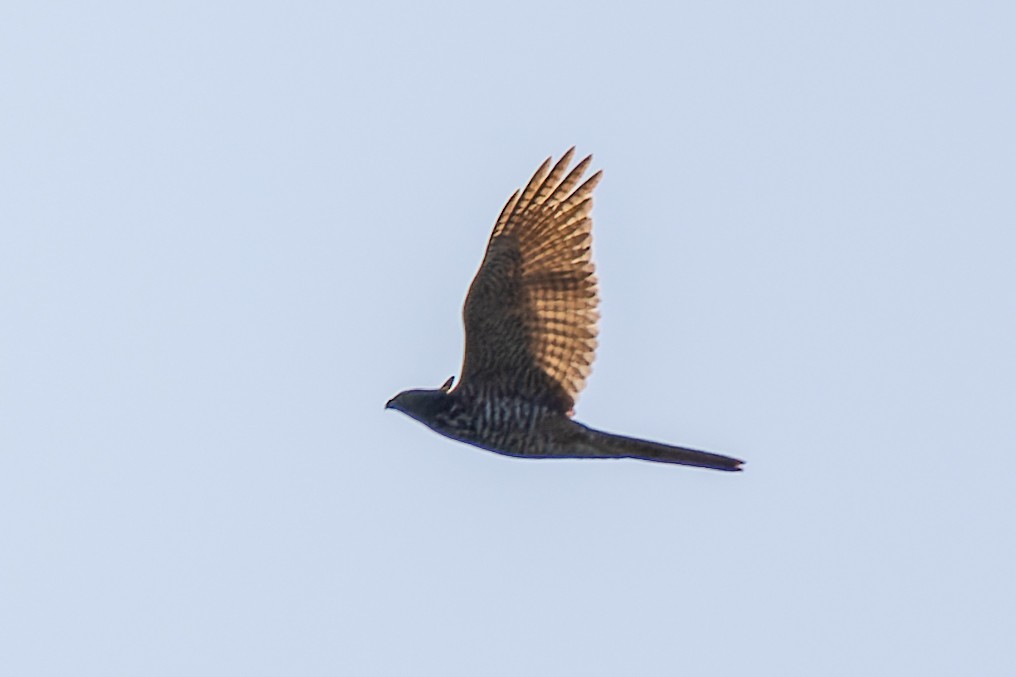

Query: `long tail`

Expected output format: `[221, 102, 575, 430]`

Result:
[583, 427, 744, 471]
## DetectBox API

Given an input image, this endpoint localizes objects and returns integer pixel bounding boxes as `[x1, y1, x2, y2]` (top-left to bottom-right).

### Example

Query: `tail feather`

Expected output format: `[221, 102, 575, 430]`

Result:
[585, 428, 744, 471]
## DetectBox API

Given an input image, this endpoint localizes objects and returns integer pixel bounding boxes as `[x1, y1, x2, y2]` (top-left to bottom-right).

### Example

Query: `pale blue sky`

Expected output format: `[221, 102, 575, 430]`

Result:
[2, 2, 1014, 675]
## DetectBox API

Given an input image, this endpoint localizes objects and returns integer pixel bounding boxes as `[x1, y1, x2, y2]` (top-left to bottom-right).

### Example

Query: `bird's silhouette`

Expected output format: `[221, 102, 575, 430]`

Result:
[386, 149, 744, 471]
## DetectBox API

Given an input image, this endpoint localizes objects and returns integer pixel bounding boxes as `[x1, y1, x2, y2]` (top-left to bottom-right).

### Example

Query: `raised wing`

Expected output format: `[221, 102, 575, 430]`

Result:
[455, 149, 601, 415]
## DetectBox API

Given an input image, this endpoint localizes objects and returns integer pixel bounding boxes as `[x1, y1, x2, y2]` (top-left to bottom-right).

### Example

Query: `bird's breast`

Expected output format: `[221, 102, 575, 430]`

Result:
[432, 394, 557, 456]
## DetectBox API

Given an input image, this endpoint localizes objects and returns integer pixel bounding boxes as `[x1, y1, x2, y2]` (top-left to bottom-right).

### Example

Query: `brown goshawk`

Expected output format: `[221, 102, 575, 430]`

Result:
[386, 149, 744, 471]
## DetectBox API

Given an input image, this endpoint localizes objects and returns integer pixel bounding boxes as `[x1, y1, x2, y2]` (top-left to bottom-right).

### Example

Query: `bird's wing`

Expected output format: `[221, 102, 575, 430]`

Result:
[455, 148, 601, 415]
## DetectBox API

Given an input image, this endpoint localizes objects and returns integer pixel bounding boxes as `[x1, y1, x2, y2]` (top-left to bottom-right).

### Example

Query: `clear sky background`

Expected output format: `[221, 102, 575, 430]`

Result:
[2, 2, 1014, 675]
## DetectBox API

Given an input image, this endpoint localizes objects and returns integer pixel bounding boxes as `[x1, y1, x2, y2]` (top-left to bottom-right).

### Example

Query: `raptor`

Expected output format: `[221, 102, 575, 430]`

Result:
[386, 149, 744, 471]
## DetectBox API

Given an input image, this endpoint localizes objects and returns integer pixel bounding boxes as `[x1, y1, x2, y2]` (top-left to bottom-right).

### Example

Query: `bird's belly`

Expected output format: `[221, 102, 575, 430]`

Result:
[434, 397, 564, 458]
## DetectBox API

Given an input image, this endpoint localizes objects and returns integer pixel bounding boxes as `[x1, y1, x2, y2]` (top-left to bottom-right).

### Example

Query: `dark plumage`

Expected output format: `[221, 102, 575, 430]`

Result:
[386, 149, 744, 471]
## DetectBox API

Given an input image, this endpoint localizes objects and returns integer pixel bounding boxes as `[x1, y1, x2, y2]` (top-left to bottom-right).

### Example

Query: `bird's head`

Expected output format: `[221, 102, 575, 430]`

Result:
[385, 376, 455, 425]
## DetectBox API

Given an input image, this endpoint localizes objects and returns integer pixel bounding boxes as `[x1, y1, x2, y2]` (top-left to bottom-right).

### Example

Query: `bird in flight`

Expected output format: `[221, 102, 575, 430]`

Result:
[386, 149, 744, 471]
